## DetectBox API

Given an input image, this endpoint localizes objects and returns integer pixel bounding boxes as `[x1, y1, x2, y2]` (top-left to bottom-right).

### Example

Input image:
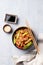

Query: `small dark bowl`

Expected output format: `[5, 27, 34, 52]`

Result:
[12, 26, 34, 50]
[3, 24, 12, 33]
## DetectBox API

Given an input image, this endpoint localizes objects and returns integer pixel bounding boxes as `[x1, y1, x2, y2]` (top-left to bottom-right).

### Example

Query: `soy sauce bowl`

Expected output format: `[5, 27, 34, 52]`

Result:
[3, 24, 12, 33]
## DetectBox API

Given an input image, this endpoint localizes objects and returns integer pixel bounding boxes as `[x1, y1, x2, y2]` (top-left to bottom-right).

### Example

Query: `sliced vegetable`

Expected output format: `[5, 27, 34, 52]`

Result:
[23, 41, 32, 49]
[23, 32, 28, 36]
[16, 32, 20, 39]
[25, 38, 32, 44]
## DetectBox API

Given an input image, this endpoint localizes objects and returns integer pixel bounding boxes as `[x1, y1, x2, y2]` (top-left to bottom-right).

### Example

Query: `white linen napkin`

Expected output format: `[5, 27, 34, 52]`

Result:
[12, 33, 43, 65]
[12, 50, 37, 65]
[12, 53, 43, 65]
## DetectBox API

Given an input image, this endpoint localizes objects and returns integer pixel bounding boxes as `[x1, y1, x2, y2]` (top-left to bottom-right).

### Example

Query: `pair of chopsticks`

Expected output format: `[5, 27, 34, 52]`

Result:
[25, 20, 40, 54]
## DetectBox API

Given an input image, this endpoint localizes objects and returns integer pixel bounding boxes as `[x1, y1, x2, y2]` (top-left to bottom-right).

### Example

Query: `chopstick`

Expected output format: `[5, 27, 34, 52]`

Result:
[25, 20, 40, 54]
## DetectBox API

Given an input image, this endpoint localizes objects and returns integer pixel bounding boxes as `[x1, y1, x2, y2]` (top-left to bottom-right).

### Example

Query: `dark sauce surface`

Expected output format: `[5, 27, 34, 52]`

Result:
[5, 14, 16, 22]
